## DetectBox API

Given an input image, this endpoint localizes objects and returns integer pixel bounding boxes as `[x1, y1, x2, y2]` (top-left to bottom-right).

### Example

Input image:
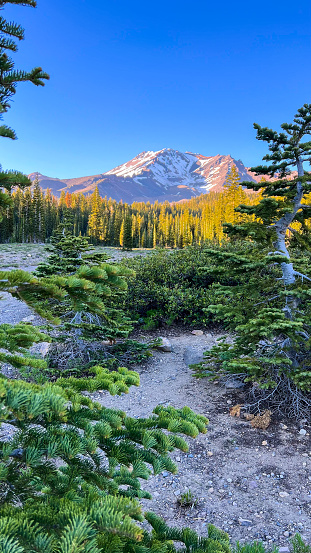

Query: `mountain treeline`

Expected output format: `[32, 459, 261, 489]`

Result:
[0, 167, 259, 247]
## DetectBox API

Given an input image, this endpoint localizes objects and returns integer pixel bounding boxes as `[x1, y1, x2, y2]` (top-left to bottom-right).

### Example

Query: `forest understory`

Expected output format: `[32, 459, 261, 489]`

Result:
[1, 244, 310, 548]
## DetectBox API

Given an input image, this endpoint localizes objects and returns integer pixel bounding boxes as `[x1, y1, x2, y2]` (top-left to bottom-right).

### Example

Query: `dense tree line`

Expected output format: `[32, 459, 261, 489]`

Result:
[0, 167, 259, 247]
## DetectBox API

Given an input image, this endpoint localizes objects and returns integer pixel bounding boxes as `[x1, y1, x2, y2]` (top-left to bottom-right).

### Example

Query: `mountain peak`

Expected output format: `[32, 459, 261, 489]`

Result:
[30, 150, 256, 203]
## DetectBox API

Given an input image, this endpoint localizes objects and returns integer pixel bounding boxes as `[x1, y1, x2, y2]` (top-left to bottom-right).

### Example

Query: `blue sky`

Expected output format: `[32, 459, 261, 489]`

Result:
[1, 0, 311, 178]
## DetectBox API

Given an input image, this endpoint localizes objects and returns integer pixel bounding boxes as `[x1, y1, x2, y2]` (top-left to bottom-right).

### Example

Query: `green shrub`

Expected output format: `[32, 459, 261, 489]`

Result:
[120, 244, 246, 327]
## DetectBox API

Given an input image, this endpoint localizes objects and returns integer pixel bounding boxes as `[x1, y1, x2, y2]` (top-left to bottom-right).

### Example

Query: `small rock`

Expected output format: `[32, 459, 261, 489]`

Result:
[280, 423, 288, 430]
[183, 346, 204, 366]
[262, 441, 268, 446]
[249, 480, 258, 489]
[157, 338, 172, 352]
[191, 330, 204, 336]
[207, 451, 213, 457]
[39, 342, 51, 357]
[22, 315, 35, 322]
[279, 491, 289, 497]
[279, 548, 290, 552]
[162, 471, 169, 477]
[225, 378, 245, 390]
[239, 519, 253, 527]
[283, 531, 290, 538]
[299, 429, 307, 436]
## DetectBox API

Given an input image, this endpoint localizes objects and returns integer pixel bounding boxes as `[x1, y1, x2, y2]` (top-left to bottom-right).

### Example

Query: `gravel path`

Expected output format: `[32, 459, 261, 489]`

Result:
[92, 332, 311, 547]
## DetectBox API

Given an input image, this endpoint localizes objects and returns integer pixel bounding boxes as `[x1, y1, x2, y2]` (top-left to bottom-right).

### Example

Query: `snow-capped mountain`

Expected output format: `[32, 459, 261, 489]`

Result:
[29, 149, 257, 203]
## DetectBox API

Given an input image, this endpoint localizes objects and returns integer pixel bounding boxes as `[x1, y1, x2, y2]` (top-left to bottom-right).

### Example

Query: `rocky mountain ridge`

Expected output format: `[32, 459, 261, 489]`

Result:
[29, 148, 258, 203]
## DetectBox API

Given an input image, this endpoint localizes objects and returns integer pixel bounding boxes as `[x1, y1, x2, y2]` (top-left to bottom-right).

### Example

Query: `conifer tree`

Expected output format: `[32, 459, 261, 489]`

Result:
[223, 165, 247, 225]
[32, 176, 45, 242]
[122, 213, 133, 250]
[35, 213, 91, 277]
[88, 185, 103, 243]
[35, 215, 133, 341]
[0, 369, 234, 552]
[194, 105, 311, 418]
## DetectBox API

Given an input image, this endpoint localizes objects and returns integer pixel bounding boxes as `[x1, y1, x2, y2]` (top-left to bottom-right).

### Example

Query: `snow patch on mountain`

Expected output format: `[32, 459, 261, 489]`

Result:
[105, 148, 209, 189]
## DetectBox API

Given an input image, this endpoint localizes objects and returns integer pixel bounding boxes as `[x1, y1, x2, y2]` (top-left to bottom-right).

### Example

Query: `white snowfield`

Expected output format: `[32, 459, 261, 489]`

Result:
[104, 148, 255, 191]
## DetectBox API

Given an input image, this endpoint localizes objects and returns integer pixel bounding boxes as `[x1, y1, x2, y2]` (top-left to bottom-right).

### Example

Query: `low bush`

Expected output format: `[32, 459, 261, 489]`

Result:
[120, 244, 247, 328]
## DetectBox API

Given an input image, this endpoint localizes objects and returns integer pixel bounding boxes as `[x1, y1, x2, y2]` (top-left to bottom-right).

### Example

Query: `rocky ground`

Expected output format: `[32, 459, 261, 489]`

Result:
[1, 244, 311, 548]
[92, 331, 311, 548]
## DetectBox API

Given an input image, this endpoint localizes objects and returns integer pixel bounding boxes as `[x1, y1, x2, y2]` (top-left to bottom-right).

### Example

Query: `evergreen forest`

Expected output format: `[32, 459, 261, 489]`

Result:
[0, 166, 259, 247]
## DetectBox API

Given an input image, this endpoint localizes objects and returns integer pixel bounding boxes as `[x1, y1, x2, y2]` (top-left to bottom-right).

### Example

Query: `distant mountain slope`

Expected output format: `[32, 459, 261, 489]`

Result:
[29, 148, 257, 202]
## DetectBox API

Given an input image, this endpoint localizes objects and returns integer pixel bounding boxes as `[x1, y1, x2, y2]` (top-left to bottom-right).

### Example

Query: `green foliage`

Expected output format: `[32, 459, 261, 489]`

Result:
[193, 244, 311, 406]
[0, 374, 211, 551]
[0, 372, 208, 501]
[233, 542, 278, 553]
[291, 534, 311, 553]
[0, 322, 49, 368]
[0, 267, 65, 321]
[0, 0, 49, 138]
[120, 245, 241, 327]
[35, 217, 91, 277]
[33, 219, 134, 341]
[177, 489, 198, 508]
[0, 177, 258, 246]
[56, 364, 140, 395]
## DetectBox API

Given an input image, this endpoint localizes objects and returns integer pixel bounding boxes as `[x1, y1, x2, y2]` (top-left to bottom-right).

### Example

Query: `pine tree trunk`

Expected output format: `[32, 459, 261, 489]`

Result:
[274, 158, 304, 287]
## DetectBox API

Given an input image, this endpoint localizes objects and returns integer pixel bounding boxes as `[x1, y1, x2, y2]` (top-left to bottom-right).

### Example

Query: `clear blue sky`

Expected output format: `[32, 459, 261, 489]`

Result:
[2, 0, 311, 178]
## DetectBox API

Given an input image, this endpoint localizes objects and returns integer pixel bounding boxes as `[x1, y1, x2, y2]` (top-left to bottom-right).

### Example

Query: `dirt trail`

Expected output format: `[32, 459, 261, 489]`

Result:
[93, 332, 311, 547]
